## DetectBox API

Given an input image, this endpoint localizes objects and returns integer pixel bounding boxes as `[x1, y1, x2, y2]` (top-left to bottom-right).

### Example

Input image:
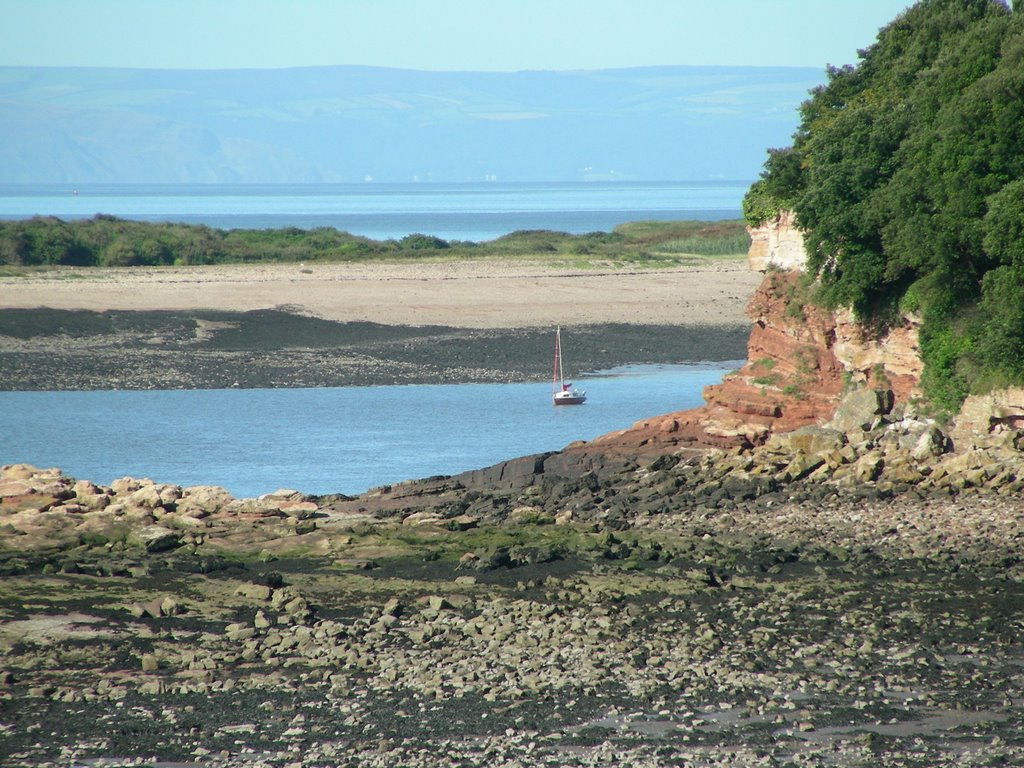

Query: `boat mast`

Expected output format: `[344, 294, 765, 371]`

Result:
[553, 326, 562, 392]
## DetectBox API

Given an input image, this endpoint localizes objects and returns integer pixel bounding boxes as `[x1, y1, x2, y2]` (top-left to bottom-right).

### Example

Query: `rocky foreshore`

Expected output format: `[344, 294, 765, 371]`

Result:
[0, 308, 748, 390]
[3, 387, 1024, 767]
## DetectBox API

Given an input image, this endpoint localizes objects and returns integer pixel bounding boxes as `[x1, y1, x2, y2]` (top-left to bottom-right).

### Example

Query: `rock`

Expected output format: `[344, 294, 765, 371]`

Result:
[747, 210, 807, 272]
[127, 483, 181, 510]
[0, 480, 36, 500]
[767, 426, 846, 457]
[126, 525, 183, 553]
[402, 511, 445, 527]
[911, 426, 949, 462]
[279, 500, 318, 520]
[952, 387, 1024, 445]
[180, 485, 234, 514]
[140, 653, 159, 672]
[236, 584, 273, 601]
[828, 388, 893, 434]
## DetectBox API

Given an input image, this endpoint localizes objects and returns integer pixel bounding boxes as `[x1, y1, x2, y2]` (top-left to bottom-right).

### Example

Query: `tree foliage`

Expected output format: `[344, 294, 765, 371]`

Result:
[743, 0, 1024, 410]
[0, 216, 751, 270]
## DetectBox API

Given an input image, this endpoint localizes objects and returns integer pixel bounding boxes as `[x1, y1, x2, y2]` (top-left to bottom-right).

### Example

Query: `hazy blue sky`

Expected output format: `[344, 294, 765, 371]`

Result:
[1, 0, 915, 71]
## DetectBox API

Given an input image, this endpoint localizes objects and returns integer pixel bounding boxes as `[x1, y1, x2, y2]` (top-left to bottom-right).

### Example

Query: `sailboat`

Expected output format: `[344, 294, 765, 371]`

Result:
[552, 326, 587, 405]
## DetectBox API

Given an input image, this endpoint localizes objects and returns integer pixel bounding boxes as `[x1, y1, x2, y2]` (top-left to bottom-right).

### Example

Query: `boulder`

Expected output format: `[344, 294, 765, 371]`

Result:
[127, 483, 181, 510]
[766, 426, 846, 457]
[0, 480, 36, 500]
[278, 500, 319, 520]
[828, 388, 893, 434]
[951, 387, 1024, 445]
[180, 485, 234, 515]
[127, 525, 183, 553]
[236, 584, 273, 601]
[2, 464, 64, 482]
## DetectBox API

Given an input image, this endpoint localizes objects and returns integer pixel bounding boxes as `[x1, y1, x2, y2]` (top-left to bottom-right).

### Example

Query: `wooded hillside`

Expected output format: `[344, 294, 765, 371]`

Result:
[744, 0, 1024, 411]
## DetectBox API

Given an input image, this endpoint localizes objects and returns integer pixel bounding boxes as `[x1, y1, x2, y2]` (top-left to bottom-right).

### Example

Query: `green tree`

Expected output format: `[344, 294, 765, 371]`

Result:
[745, 0, 1024, 411]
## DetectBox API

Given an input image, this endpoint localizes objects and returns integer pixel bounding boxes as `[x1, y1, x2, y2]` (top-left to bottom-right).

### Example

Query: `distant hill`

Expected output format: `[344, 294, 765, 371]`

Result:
[0, 65, 823, 184]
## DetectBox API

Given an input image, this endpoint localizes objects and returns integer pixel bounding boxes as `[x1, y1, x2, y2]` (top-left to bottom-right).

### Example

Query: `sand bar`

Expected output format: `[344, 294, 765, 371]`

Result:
[0, 259, 762, 328]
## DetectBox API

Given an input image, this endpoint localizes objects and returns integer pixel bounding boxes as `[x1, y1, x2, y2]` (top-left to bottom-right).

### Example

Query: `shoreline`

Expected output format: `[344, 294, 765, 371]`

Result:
[0, 260, 759, 328]
[5, 261, 1024, 765]
[0, 260, 758, 391]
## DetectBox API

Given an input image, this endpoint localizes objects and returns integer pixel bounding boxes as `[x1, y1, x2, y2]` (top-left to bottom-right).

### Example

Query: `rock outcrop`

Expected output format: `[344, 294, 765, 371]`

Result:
[746, 209, 807, 271]
[578, 212, 926, 454]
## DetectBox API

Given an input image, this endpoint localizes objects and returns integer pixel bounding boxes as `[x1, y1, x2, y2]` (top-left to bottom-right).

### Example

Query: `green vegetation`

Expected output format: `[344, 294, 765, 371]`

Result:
[743, 0, 1024, 412]
[0, 216, 750, 270]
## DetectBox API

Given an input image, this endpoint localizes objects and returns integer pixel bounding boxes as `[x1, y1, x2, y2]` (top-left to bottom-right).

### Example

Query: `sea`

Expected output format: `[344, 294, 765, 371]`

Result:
[0, 180, 748, 242]
[0, 365, 737, 498]
[0, 180, 748, 496]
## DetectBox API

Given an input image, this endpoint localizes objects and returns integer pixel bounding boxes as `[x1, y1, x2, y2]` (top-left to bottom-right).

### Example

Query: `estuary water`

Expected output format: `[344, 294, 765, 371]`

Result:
[0, 180, 748, 242]
[0, 181, 747, 496]
[0, 364, 735, 498]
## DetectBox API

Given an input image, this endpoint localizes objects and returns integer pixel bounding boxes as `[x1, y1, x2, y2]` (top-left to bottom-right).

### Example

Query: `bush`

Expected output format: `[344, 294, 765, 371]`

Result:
[747, 0, 1024, 409]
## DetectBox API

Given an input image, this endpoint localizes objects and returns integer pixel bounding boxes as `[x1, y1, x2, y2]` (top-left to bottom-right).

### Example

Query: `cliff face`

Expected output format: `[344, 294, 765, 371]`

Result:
[582, 212, 924, 454]
[745, 209, 807, 272]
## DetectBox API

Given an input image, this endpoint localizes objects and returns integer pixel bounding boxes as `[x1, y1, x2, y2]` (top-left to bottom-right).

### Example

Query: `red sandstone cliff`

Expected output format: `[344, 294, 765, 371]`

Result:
[578, 213, 923, 455]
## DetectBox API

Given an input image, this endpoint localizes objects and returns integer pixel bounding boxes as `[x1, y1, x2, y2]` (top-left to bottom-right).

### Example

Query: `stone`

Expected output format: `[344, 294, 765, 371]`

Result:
[140, 653, 159, 673]
[127, 525, 182, 553]
[160, 596, 181, 616]
[952, 387, 1024, 445]
[402, 511, 445, 527]
[828, 388, 893, 434]
[767, 426, 846, 457]
[747, 210, 807, 272]
[236, 584, 273, 601]
[911, 426, 949, 462]
[279, 500, 318, 520]
[180, 485, 234, 514]
[0, 480, 36, 500]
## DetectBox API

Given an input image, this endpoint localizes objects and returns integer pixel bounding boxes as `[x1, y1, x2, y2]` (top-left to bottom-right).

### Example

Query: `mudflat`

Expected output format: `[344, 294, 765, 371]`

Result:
[0, 260, 758, 327]
[0, 260, 760, 389]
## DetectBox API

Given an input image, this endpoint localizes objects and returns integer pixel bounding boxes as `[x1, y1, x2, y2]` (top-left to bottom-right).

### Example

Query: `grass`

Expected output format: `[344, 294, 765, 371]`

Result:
[0, 217, 752, 271]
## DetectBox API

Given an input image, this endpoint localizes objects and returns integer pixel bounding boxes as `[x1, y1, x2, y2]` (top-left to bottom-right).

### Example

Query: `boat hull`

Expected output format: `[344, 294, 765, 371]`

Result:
[553, 392, 587, 406]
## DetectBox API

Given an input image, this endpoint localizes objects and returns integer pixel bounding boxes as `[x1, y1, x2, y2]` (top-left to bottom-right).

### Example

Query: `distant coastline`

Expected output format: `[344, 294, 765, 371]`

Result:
[0, 180, 749, 243]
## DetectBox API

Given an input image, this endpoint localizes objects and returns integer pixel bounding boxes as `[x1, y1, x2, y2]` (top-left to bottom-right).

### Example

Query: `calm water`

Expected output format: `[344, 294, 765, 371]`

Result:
[0, 181, 748, 241]
[1, 182, 744, 495]
[0, 365, 734, 498]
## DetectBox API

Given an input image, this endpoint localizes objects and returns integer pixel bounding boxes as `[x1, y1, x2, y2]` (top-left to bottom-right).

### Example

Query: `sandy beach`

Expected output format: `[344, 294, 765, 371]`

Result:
[0, 259, 759, 389]
[0, 259, 761, 328]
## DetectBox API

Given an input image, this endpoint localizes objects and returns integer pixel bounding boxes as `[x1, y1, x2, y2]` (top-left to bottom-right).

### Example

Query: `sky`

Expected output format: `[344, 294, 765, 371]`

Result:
[0, 0, 918, 72]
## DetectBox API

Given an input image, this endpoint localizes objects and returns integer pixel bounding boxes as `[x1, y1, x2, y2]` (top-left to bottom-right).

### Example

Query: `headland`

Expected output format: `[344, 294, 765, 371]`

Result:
[3, 241, 1024, 766]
